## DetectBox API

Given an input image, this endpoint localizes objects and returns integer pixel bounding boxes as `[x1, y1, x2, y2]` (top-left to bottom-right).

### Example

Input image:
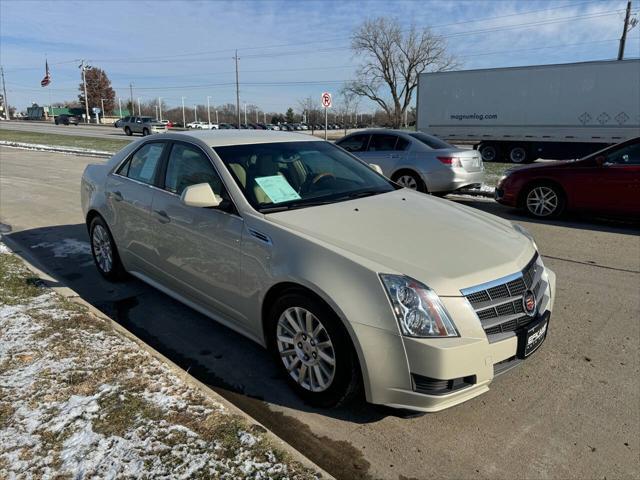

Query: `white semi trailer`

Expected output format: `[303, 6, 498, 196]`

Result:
[416, 60, 640, 163]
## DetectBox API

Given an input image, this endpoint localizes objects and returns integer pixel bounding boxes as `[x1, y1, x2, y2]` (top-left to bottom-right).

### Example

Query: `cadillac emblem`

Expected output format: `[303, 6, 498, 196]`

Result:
[523, 290, 537, 317]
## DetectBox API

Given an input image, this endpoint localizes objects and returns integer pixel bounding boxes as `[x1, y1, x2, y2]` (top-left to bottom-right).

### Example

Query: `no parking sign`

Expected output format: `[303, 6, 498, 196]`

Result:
[321, 92, 332, 108]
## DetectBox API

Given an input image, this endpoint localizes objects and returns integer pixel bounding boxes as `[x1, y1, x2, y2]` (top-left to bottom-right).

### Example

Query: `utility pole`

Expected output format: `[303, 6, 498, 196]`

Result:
[207, 96, 211, 125]
[118, 97, 122, 118]
[80, 60, 91, 123]
[137, 98, 141, 116]
[129, 83, 134, 118]
[158, 97, 162, 120]
[181, 96, 186, 127]
[618, 0, 632, 60]
[234, 50, 240, 128]
[244, 102, 247, 125]
[215, 109, 219, 124]
[194, 104, 198, 122]
[100, 98, 106, 124]
[1, 66, 9, 120]
[256, 109, 258, 123]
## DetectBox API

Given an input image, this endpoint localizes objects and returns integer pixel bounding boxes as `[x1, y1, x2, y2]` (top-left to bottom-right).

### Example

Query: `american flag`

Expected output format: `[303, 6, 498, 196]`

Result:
[40, 60, 51, 87]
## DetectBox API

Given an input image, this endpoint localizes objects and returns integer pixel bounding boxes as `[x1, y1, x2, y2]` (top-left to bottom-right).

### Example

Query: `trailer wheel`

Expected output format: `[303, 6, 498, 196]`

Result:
[479, 143, 499, 162]
[509, 146, 528, 163]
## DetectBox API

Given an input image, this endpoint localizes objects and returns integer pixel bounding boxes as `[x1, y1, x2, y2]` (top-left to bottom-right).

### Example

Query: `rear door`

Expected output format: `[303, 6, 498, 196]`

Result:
[150, 141, 247, 326]
[106, 141, 168, 273]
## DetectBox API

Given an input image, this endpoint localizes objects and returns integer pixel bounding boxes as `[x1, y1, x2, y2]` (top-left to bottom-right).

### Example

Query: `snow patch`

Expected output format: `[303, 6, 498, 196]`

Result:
[31, 239, 91, 257]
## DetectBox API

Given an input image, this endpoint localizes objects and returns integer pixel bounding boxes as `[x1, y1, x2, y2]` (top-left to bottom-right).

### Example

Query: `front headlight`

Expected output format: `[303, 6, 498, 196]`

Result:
[380, 274, 459, 338]
[512, 222, 538, 250]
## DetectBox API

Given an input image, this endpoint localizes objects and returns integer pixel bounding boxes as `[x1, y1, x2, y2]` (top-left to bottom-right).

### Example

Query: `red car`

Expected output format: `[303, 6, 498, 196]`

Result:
[496, 138, 640, 219]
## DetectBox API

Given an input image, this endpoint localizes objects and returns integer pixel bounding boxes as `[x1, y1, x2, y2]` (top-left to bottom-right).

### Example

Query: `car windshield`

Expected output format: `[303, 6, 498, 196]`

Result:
[214, 141, 396, 213]
[409, 132, 453, 150]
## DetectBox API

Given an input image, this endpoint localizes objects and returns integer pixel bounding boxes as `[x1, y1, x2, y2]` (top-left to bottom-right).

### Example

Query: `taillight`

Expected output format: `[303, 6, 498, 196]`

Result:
[437, 156, 462, 167]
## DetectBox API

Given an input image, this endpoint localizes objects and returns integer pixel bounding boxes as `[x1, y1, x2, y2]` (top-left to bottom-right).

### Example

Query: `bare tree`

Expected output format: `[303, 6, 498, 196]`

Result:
[338, 88, 361, 134]
[346, 17, 457, 128]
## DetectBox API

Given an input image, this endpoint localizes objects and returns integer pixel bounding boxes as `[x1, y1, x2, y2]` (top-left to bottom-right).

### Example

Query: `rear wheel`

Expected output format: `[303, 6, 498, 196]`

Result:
[268, 292, 360, 408]
[142, 128, 150, 136]
[89, 216, 126, 281]
[392, 171, 427, 193]
[509, 146, 528, 164]
[523, 183, 565, 218]
[124, 127, 132, 136]
[479, 143, 499, 162]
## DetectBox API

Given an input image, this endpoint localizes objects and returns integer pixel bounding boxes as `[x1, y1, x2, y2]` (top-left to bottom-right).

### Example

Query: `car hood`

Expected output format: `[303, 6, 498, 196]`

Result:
[267, 189, 536, 296]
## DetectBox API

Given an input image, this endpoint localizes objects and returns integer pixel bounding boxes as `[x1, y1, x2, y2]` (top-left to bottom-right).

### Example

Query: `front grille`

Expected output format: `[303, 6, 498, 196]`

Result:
[462, 254, 547, 337]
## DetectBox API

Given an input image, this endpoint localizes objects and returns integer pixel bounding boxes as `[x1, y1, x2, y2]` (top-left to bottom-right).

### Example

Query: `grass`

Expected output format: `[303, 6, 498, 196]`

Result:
[0, 129, 130, 153]
[483, 161, 530, 187]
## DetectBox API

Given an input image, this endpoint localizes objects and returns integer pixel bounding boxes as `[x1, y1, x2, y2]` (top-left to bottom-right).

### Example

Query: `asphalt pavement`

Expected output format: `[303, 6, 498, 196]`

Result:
[1, 146, 638, 480]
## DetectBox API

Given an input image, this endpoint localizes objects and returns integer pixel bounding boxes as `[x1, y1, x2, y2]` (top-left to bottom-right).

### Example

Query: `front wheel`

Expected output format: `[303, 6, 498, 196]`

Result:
[269, 293, 360, 408]
[124, 127, 132, 136]
[89, 216, 126, 281]
[523, 184, 565, 218]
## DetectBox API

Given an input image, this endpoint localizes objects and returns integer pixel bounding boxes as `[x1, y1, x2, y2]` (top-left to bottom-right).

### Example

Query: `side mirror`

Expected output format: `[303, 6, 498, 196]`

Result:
[595, 155, 606, 167]
[180, 183, 222, 208]
[369, 163, 384, 174]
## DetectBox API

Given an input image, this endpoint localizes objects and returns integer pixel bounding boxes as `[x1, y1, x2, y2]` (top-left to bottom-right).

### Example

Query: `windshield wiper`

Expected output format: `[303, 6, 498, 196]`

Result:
[337, 189, 385, 200]
[259, 199, 335, 213]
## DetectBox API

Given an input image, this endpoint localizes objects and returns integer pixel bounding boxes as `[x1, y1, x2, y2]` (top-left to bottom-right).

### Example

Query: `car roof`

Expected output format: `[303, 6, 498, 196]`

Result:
[171, 129, 322, 147]
[345, 128, 417, 138]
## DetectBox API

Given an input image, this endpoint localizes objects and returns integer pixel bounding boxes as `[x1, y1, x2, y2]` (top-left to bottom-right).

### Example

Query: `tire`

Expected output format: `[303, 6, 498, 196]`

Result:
[142, 128, 150, 136]
[392, 170, 427, 193]
[522, 183, 565, 218]
[54, 120, 59, 125]
[124, 127, 132, 136]
[267, 292, 361, 408]
[509, 145, 528, 164]
[479, 143, 499, 162]
[89, 216, 126, 281]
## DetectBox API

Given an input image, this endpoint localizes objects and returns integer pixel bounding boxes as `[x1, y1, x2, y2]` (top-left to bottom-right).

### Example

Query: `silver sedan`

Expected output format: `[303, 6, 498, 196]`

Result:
[336, 129, 484, 194]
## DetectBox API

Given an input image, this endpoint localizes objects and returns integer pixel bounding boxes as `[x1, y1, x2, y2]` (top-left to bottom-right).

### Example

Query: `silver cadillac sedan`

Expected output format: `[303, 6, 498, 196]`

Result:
[335, 129, 483, 194]
[81, 130, 556, 412]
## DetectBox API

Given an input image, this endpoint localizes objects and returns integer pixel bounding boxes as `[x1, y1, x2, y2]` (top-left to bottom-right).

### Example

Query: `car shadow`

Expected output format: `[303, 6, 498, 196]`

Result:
[5, 223, 407, 427]
[448, 195, 640, 236]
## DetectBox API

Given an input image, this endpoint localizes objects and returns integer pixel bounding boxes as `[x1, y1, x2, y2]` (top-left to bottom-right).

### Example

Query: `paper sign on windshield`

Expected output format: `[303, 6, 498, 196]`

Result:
[255, 175, 301, 204]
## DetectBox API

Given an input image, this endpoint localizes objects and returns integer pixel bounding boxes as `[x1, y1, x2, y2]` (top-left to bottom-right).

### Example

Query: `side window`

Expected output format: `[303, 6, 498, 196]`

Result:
[118, 142, 165, 184]
[395, 137, 410, 151]
[337, 134, 370, 152]
[165, 143, 224, 196]
[368, 135, 398, 152]
[606, 143, 640, 165]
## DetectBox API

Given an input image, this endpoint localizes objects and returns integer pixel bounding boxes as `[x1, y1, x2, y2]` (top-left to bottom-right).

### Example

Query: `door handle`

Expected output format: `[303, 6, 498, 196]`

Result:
[390, 154, 400, 159]
[153, 209, 171, 224]
[111, 191, 123, 202]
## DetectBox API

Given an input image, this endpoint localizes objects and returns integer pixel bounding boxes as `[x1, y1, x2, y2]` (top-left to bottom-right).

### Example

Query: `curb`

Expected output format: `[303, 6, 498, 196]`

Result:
[0, 141, 114, 158]
[1, 234, 335, 480]
[455, 189, 495, 198]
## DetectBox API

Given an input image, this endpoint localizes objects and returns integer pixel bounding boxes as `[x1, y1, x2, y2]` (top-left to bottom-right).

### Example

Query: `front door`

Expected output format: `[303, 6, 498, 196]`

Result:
[150, 141, 246, 326]
[362, 133, 408, 176]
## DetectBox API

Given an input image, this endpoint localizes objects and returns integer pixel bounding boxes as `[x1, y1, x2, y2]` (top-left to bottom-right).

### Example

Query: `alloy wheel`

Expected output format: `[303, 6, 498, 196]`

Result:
[526, 186, 559, 217]
[396, 175, 418, 190]
[92, 224, 113, 273]
[276, 307, 336, 392]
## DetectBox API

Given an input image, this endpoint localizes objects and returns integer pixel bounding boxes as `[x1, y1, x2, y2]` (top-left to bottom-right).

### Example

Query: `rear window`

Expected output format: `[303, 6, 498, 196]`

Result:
[409, 132, 453, 150]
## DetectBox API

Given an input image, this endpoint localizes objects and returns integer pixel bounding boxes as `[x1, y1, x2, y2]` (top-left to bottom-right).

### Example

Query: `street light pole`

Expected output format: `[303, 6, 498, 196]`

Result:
[118, 97, 122, 118]
[216, 110, 219, 124]
[158, 97, 162, 121]
[80, 60, 90, 123]
[100, 98, 105, 124]
[137, 98, 141, 116]
[234, 50, 240, 128]
[243, 102, 247, 125]
[194, 104, 197, 122]
[181, 96, 186, 127]
[207, 96, 211, 125]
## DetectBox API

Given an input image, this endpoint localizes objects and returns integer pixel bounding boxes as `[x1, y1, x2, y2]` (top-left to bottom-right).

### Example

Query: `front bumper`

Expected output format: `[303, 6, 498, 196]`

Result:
[422, 168, 484, 193]
[358, 268, 556, 412]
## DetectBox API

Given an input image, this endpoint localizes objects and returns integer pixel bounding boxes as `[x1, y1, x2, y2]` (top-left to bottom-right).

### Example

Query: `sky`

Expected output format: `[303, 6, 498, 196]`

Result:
[1, 0, 638, 115]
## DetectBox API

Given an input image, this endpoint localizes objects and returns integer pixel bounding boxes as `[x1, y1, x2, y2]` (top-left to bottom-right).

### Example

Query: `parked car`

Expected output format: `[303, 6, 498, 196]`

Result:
[186, 121, 200, 129]
[336, 129, 484, 195]
[218, 123, 233, 129]
[54, 114, 80, 126]
[160, 120, 174, 128]
[81, 130, 555, 412]
[122, 116, 167, 136]
[496, 137, 640, 218]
